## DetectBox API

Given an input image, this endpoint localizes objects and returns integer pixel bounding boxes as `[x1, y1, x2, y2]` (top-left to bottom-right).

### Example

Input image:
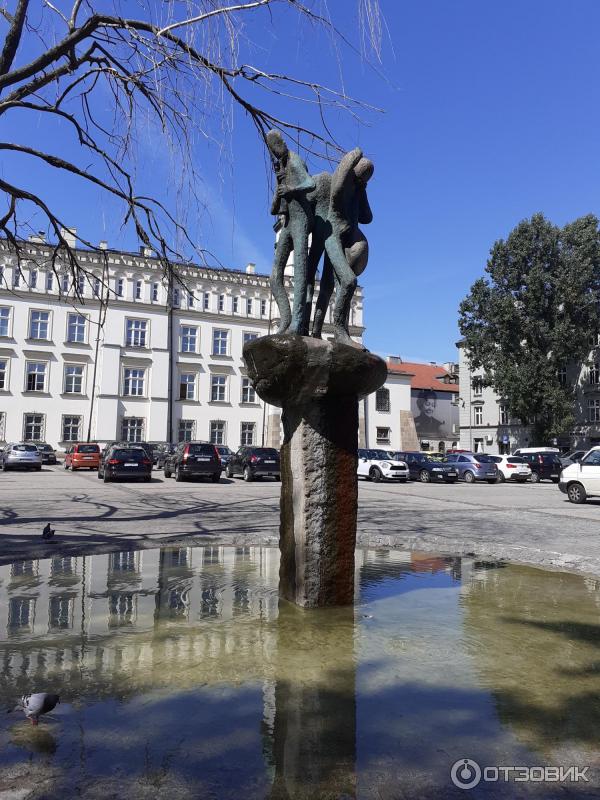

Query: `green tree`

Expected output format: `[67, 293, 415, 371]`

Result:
[459, 213, 600, 443]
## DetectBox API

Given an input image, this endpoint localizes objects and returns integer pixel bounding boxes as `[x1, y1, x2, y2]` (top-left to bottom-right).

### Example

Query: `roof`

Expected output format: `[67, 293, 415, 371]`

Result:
[388, 361, 458, 393]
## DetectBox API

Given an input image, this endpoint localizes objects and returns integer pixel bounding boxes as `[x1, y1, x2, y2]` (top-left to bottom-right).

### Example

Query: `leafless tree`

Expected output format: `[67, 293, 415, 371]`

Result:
[0, 0, 382, 297]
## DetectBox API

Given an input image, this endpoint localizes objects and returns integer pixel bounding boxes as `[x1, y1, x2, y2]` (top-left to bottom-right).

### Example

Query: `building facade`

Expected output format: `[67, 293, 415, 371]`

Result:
[0, 237, 364, 450]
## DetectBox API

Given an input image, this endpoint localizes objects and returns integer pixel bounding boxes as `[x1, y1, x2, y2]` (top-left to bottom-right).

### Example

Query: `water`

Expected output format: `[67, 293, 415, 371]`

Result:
[0, 547, 599, 798]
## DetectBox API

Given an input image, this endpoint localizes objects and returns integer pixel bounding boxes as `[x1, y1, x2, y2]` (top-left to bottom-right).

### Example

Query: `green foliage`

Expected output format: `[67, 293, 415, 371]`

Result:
[459, 213, 600, 442]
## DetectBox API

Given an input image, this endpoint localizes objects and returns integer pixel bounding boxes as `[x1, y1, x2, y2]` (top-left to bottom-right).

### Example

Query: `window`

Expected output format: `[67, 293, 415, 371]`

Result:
[152, 282, 159, 302]
[375, 387, 390, 412]
[9, 597, 35, 630]
[0, 360, 6, 389]
[246, 298, 253, 315]
[64, 364, 84, 394]
[241, 377, 256, 403]
[218, 294, 225, 311]
[109, 593, 135, 626]
[29, 310, 50, 340]
[135, 279, 142, 300]
[203, 292, 210, 310]
[61, 272, 70, 293]
[210, 420, 226, 445]
[123, 368, 145, 396]
[0, 307, 10, 337]
[23, 413, 45, 441]
[558, 365, 567, 386]
[233, 297, 239, 313]
[126, 318, 148, 347]
[93, 276, 101, 297]
[62, 415, 82, 442]
[590, 363, 600, 385]
[472, 378, 483, 397]
[12, 268, 20, 288]
[179, 373, 196, 400]
[45, 272, 53, 291]
[67, 313, 86, 343]
[589, 399, 600, 423]
[121, 417, 144, 442]
[376, 427, 390, 444]
[173, 288, 180, 307]
[77, 273, 85, 295]
[178, 419, 195, 442]
[241, 422, 255, 446]
[180, 325, 198, 353]
[260, 299, 267, 317]
[212, 329, 229, 355]
[188, 292, 195, 308]
[474, 406, 483, 425]
[211, 374, 227, 402]
[0, 411, 5, 441]
[243, 332, 258, 346]
[49, 595, 74, 630]
[30, 269, 37, 288]
[499, 405, 509, 425]
[116, 277, 124, 297]
[25, 361, 47, 392]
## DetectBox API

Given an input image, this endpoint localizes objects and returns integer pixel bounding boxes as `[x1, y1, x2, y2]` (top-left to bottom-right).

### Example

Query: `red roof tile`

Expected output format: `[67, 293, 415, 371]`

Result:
[388, 361, 458, 392]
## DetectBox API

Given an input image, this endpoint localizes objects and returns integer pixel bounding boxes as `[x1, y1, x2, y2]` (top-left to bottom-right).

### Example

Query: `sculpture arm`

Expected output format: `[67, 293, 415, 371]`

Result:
[329, 148, 363, 232]
[282, 154, 316, 197]
[358, 188, 373, 225]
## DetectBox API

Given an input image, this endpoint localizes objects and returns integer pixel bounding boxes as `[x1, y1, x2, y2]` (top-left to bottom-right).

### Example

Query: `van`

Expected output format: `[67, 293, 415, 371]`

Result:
[64, 442, 101, 471]
[559, 448, 600, 503]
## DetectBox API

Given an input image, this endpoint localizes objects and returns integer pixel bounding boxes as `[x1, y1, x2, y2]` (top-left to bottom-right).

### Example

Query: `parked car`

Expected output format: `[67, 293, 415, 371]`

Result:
[559, 447, 600, 503]
[511, 450, 562, 483]
[164, 442, 223, 482]
[226, 447, 280, 481]
[0, 443, 42, 471]
[444, 453, 498, 483]
[560, 450, 587, 468]
[215, 445, 234, 468]
[357, 449, 409, 482]
[98, 445, 152, 482]
[36, 443, 57, 465]
[102, 440, 154, 462]
[154, 443, 175, 470]
[394, 451, 458, 483]
[65, 442, 101, 470]
[488, 455, 531, 483]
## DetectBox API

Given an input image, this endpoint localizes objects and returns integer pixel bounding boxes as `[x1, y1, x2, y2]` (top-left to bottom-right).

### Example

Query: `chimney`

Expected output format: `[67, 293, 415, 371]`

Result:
[99, 240, 108, 250]
[28, 231, 46, 243]
[140, 245, 154, 258]
[245, 262, 256, 275]
[387, 356, 403, 365]
[60, 227, 77, 248]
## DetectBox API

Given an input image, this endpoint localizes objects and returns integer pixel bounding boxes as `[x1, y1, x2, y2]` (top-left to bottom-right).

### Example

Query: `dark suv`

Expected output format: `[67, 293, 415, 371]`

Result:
[164, 442, 222, 482]
[513, 451, 562, 483]
[226, 447, 281, 481]
[98, 445, 152, 482]
[393, 452, 458, 483]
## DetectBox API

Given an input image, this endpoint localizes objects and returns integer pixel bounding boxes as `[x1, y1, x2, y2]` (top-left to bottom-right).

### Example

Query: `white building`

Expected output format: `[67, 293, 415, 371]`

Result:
[0, 235, 365, 450]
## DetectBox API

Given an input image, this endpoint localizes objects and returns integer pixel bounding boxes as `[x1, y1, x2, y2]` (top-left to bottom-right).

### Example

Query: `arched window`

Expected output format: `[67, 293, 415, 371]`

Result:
[375, 387, 390, 412]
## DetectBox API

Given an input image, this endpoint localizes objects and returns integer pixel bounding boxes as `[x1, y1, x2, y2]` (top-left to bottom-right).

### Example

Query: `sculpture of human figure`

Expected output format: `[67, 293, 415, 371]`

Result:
[311, 148, 374, 344]
[267, 129, 315, 335]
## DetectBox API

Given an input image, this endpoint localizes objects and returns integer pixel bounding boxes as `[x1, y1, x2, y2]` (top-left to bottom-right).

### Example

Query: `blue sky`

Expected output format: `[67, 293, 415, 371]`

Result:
[3, 0, 600, 362]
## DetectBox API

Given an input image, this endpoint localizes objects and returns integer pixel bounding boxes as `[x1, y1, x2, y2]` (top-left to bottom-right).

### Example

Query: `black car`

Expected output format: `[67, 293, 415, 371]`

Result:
[154, 443, 175, 469]
[102, 440, 154, 462]
[394, 451, 458, 483]
[98, 445, 152, 482]
[36, 443, 57, 465]
[215, 445, 234, 467]
[164, 442, 222, 482]
[513, 451, 562, 483]
[226, 447, 281, 481]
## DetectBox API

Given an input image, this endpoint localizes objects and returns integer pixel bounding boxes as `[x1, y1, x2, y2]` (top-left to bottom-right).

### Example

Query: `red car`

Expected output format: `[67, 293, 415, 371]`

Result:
[64, 443, 101, 470]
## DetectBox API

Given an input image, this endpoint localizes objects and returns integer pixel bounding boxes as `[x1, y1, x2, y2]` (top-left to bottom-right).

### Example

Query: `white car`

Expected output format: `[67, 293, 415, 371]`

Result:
[489, 455, 532, 483]
[357, 449, 409, 482]
[559, 447, 600, 503]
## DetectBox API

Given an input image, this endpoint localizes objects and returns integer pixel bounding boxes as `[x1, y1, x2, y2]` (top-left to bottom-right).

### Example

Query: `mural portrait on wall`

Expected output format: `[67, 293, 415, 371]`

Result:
[412, 389, 448, 438]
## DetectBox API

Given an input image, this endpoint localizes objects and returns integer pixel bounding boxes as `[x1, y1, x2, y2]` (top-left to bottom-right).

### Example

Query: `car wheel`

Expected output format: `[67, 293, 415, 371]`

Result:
[551, 477, 559, 484]
[143, 475, 151, 483]
[463, 470, 475, 484]
[164, 468, 172, 479]
[243, 466, 253, 482]
[419, 469, 431, 483]
[175, 466, 184, 482]
[530, 471, 540, 483]
[567, 482, 587, 504]
[103, 471, 111, 483]
[370, 467, 383, 483]
[97, 469, 103, 479]
[226, 464, 234, 478]
[497, 471, 505, 483]
[275, 474, 281, 481]
[211, 473, 220, 483]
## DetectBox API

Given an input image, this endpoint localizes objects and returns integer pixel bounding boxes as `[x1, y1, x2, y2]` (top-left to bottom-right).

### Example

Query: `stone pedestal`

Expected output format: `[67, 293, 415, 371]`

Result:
[244, 334, 386, 607]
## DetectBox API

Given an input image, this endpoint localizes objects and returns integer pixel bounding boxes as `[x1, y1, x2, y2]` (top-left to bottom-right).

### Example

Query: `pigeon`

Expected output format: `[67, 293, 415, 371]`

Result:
[41, 523, 55, 540]
[9, 693, 60, 725]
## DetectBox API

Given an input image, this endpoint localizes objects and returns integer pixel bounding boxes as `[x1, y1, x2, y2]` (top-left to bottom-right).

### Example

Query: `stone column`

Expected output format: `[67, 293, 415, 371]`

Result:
[244, 334, 386, 608]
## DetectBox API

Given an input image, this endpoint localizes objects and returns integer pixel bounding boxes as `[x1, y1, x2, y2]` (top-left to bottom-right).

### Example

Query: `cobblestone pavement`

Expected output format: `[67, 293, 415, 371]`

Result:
[1, 465, 599, 575]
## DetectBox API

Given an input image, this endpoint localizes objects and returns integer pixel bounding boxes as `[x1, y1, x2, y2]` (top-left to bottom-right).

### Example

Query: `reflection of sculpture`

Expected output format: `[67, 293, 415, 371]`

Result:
[414, 390, 445, 436]
[267, 130, 373, 343]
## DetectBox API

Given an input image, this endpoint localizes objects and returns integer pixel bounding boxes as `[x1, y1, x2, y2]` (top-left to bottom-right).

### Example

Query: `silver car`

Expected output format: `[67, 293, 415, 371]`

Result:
[444, 453, 498, 483]
[0, 443, 43, 471]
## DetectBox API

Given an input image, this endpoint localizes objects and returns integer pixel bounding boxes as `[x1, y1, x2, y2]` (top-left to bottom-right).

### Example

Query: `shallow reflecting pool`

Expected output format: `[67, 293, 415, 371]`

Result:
[0, 547, 599, 798]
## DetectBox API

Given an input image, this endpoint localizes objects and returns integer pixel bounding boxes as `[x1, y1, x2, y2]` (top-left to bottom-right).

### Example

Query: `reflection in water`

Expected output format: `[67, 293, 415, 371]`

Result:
[0, 547, 598, 797]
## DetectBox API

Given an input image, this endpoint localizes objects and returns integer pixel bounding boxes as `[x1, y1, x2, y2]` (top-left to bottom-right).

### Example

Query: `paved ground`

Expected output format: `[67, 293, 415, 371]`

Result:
[1, 465, 600, 575]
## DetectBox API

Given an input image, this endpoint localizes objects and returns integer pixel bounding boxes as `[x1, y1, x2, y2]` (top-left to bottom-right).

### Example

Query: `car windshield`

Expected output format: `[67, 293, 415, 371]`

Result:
[506, 456, 526, 463]
[363, 450, 391, 460]
[474, 455, 494, 463]
[13, 444, 39, 452]
[581, 450, 600, 466]
[113, 449, 145, 460]
[187, 444, 216, 455]
[251, 448, 279, 457]
[217, 447, 232, 455]
[37, 444, 52, 451]
[78, 444, 100, 453]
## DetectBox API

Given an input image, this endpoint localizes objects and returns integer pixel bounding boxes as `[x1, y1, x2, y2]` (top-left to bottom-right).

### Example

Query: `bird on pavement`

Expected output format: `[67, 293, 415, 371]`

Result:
[9, 693, 60, 725]
[41, 523, 55, 540]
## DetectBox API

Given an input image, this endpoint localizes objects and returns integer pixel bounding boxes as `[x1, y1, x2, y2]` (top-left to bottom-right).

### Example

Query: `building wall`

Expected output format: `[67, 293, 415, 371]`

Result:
[363, 373, 412, 450]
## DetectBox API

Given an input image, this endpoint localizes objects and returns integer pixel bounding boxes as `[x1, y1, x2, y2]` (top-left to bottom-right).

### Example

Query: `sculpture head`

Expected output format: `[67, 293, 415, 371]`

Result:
[267, 129, 288, 161]
[354, 157, 374, 187]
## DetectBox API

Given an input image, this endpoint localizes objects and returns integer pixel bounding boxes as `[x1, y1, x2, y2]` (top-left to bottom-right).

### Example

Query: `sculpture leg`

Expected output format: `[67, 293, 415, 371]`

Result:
[325, 236, 357, 345]
[289, 216, 310, 336]
[303, 235, 324, 336]
[271, 230, 293, 334]
[311, 252, 334, 339]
